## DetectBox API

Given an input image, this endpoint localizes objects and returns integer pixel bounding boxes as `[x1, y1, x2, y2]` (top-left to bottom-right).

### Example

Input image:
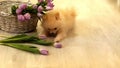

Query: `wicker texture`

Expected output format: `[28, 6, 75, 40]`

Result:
[0, 15, 38, 33]
[0, 1, 38, 33]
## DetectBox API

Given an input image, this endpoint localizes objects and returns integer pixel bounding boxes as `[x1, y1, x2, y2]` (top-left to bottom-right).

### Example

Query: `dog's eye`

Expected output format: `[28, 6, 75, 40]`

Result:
[54, 28, 57, 30]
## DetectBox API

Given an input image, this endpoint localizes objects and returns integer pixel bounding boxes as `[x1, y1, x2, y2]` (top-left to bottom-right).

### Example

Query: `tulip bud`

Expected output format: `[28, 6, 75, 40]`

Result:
[54, 42, 62, 48]
[39, 49, 49, 55]
[17, 15, 25, 21]
[16, 8, 22, 14]
[19, 4, 27, 10]
[24, 13, 31, 20]
[37, 6, 43, 12]
[37, 13, 42, 17]
[32, 4, 38, 9]
[39, 35, 47, 39]
[47, 2, 54, 8]
[46, 6, 53, 10]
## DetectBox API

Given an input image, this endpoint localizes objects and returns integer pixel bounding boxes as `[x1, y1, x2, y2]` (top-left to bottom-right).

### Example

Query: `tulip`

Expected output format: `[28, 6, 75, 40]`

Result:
[47, 2, 54, 8]
[19, 4, 27, 10]
[39, 49, 49, 55]
[46, 2, 54, 10]
[37, 13, 42, 17]
[54, 42, 62, 48]
[38, 35, 47, 39]
[24, 13, 31, 20]
[37, 6, 43, 12]
[46, 6, 53, 10]
[16, 8, 22, 14]
[32, 4, 38, 9]
[17, 15, 25, 21]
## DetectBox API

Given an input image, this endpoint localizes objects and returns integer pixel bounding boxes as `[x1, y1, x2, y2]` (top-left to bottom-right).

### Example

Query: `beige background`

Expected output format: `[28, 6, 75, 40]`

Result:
[0, 0, 120, 68]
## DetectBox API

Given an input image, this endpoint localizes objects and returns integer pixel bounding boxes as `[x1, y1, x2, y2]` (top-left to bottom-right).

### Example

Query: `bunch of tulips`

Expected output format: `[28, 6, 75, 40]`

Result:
[11, 0, 54, 21]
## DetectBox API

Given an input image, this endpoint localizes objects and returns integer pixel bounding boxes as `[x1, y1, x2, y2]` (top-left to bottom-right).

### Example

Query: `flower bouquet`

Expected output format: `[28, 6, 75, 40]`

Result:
[0, 0, 54, 33]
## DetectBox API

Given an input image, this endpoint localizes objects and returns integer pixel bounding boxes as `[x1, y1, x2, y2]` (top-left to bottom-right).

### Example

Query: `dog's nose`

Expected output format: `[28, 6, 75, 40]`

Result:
[49, 32, 56, 37]
[50, 33, 55, 35]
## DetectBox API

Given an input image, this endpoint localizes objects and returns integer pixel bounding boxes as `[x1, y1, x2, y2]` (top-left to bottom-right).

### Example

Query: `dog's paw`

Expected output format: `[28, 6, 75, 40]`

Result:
[54, 37, 61, 42]
[54, 33, 66, 42]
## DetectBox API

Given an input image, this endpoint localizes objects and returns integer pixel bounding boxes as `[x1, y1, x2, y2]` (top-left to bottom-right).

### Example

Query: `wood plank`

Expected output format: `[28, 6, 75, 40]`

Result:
[0, 0, 120, 68]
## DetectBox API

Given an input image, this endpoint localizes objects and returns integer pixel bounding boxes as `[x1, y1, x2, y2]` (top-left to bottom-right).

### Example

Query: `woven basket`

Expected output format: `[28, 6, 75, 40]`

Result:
[0, 1, 38, 33]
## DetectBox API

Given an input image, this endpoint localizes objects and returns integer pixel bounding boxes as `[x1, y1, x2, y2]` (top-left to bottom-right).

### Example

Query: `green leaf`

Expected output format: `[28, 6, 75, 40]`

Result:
[1, 43, 40, 54]
[30, 39, 54, 46]
[8, 34, 27, 39]
[11, 5, 17, 15]
[36, 1, 47, 7]
[22, 6, 38, 14]
[0, 34, 53, 46]
[0, 35, 37, 43]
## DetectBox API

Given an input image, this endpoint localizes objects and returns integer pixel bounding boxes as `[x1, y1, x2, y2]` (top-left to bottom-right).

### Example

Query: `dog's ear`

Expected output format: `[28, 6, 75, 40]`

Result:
[55, 12, 60, 20]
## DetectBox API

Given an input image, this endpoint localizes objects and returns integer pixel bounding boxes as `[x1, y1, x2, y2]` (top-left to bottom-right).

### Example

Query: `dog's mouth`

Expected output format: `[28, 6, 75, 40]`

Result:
[47, 30, 59, 37]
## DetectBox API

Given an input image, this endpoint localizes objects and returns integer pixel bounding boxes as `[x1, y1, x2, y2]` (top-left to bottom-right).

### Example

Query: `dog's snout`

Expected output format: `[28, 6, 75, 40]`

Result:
[49, 32, 57, 37]
[50, 33, 55, 35]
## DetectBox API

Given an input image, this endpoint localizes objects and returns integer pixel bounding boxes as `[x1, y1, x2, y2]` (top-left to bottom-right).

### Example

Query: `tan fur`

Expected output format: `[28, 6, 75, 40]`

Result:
[40, 8, 76, 42]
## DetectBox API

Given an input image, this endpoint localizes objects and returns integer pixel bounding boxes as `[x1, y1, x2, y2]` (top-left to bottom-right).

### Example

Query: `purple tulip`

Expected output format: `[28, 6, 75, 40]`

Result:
[24, 13, 31, 20]
[17, 15, 25, 21]
[54, 42, 62, 48]
[46, 2, 54, 10]
[37, 13, 42, 17]
[38, 35, 47, 39]
[46, 6, 53, 10]
[32, 4, 38, 9]
[38, 0, 43, 3]
[37, 6, 43, 12]
[16, 8, 22, 14]
[39, 49, 49, 55]
[19, 4, 27, 10]
[47, 2, 54, 8]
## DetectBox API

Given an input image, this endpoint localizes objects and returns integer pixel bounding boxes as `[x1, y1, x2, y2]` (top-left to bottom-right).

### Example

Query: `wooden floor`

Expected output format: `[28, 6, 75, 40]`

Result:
[0, 0, 120, 68]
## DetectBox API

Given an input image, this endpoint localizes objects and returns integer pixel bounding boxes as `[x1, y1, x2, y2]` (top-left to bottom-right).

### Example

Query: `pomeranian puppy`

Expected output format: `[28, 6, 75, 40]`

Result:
[39, 8, 76, 42]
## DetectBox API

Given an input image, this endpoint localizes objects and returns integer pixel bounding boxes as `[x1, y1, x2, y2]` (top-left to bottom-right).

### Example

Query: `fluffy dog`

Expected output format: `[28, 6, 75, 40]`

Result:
[38, 8, 76, 42]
